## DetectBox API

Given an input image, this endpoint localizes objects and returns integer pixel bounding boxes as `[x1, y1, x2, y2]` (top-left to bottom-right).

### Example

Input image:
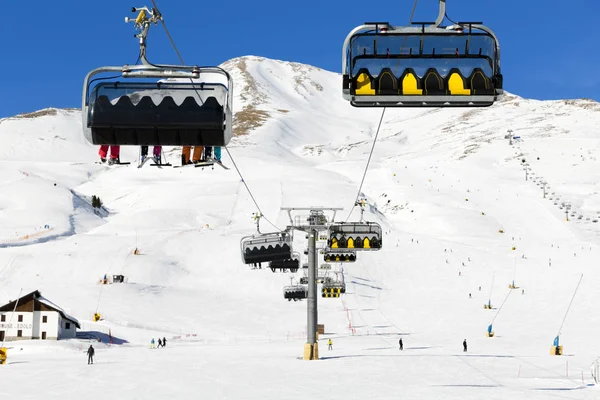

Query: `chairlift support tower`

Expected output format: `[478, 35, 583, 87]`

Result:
[281, 207, 343, 360]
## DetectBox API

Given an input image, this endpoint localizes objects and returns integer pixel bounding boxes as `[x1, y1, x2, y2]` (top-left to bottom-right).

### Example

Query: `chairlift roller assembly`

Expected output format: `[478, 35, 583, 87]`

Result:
[342, 0, 502, 107]
[82, 6, 233, 146]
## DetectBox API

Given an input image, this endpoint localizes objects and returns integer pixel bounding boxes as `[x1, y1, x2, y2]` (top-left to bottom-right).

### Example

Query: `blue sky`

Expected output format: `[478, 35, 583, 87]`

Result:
[1, 0, 599, 118]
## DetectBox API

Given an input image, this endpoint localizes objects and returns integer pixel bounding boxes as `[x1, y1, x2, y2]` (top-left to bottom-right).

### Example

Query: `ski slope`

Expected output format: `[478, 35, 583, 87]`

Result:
[1, 56, 600, 399]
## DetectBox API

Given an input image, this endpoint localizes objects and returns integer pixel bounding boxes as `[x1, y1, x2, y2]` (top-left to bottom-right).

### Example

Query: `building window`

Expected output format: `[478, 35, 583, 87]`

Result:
[42, 316, 47, 323]
[65, 322, 71, 330]
[18, 315, 23, 322]
[17, 330, 22, 337]
[0, 315, 5, 322]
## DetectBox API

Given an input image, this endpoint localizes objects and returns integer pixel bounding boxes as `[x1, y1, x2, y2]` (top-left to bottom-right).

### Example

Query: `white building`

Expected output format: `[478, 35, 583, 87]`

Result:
[0, 290, 80, 341]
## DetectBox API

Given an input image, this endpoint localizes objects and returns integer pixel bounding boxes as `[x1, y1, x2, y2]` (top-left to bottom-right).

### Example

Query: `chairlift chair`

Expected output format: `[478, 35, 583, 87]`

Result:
[240, 231, 293, 265]
[328, 222, 383, 251]
[283, 284, 308, 301]
[268, 252, 300, 272]
[82, 7, 233, 146]
[322, 280, 346, 298]
[323, 280, 346, 293]
[342, 0, 502, 107]
[323, 249, 357, 263]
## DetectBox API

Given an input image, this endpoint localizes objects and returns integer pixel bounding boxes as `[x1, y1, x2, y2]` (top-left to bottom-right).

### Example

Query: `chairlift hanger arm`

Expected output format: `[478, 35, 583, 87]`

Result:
[435, 0, 447, 27]
[125, 6, 163, 67]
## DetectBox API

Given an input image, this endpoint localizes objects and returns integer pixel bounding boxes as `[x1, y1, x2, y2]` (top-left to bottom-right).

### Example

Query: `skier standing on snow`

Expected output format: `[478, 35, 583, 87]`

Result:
[399, 338, 403, 350]
[157, 338, 163, 348]
[163, 337, 167, 348]
[463, 339, 467, 352]
[99, 145, 121, 165]
[328, 339, 333, 350]
[87, 345, 95, 364]
[150, 338, 155, 349]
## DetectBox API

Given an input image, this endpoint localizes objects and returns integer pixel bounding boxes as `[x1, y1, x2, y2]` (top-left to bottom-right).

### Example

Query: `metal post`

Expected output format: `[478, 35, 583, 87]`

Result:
[280, 207, 342, 360]
[543, 183, 546, 198]
[307, 229, 318, 354]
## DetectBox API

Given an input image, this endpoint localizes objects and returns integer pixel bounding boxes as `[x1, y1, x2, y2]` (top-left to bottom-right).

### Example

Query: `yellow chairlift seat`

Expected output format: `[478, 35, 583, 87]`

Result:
[364, 237, 371, 249]
[402, 72, 423, 95]
[355, 72, 375, 95]
[448, 73, 471, 95]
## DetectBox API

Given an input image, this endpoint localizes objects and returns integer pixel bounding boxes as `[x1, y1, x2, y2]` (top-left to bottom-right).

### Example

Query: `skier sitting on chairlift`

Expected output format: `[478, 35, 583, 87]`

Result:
[141, 145, 162, 164]
[99, 145, 121, 165]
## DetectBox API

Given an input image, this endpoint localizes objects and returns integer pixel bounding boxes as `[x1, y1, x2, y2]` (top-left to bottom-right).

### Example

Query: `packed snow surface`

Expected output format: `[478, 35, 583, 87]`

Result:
[1, 56, 600, 399]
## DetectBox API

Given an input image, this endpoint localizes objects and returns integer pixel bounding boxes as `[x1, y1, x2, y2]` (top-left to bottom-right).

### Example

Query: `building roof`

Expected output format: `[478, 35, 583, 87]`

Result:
[0, 290, 80, 328]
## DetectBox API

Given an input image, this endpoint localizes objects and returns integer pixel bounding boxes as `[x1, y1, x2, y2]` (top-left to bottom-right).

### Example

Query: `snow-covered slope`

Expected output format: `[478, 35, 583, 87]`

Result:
[2, 56, 600, 399]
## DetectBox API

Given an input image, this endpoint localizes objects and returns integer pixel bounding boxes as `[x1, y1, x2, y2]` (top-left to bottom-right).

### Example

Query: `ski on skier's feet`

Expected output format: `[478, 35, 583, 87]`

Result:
[205, 157, 229, 170]
[137, 157, 152, 169]
[213, 160, 229, 170]
[173, 161, 213, 169]
[150, 163, 172, 167]
[194, 162, 214, 169]
[96, 161, 131, 166]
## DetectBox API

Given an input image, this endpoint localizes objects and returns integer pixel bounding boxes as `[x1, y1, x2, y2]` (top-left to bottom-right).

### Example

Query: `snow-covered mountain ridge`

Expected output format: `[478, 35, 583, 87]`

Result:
[1, 55, 600, 399]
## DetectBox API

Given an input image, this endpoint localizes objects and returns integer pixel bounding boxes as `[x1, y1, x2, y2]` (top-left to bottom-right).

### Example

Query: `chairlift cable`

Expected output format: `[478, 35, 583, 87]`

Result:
[444, 12, 459, 25]
[344, 0, 419, 222]
[149, 0, 204, 105]
[143, 2, 279, 230]
[344, 108, 386, 222]
[150, 0, 186, 67]
[224, 147, 282, 232]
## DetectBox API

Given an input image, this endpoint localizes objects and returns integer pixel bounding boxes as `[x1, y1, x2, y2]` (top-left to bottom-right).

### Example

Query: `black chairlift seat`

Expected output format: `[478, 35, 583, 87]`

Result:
[324, 251, 357, 263]
[269, 258, 300, 272]
[241, 232, 293, 265]
[342, 19, 503, 107]
[284, 286, 308, 301]
[82, 65, 233, 146]
[328, 222, 383, 250]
